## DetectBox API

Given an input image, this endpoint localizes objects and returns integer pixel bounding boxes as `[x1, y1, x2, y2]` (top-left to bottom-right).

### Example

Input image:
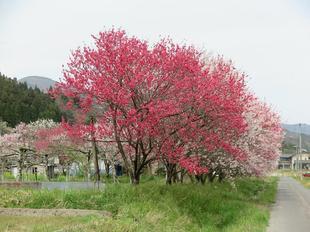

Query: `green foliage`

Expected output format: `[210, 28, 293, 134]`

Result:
[55, 175, 67, 182]
[2, 172, 47, 182]
[0, 72, 61, 127]
[25, 174, 47, 182]
[282, 142, 297, 154]
[0, 177, 278, 231]
[3, 172, 16, 180]
[0, 120, 11, 135]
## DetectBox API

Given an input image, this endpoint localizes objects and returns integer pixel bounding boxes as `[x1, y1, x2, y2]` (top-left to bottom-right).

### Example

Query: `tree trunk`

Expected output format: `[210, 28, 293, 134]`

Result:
[44, 154, 50, 181]
[91, 138, 100, 183]
[18, 161, 23, 181]
[207, 171, 216, 183]
[165, 163, 176, 185]
[180, 169, 185, 183]
[113, 115, 137, 185]
[218, 172, 225, 183]
[166, 174, 173, 185]
[194, 174, 207, 184]
[86, 151, 91, 182]
[147, 163, 153, 175]
[172, 172, 178, 183]
[62, 167, 66, 176]
[112, 163, 116, 183]
[66, 165, 70, 182]
[201, 175, 207, 184]
[1, 158, 5, 182]
[104, 162, 110, 178]
[188, 174, 195, 183]
[195, 175, 201, 183]
[112, 116, 152, 185]
[90, 117, 100, 184]
[18, 149, 24, 182]
[130, 172, 140, 185]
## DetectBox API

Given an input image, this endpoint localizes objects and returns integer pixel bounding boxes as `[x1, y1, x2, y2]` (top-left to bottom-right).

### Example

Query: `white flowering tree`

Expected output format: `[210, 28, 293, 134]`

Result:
[0, 119, 57, 181]
[193, 99, 283, 183]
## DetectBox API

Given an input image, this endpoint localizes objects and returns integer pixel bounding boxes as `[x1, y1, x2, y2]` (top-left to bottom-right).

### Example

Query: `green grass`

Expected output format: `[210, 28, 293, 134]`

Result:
[2, 172, 16, 180]
[0, 177, 278, 232]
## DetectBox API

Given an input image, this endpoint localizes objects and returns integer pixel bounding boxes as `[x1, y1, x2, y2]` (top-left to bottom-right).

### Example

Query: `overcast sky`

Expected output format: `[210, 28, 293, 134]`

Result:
[0, 0, 309, 124]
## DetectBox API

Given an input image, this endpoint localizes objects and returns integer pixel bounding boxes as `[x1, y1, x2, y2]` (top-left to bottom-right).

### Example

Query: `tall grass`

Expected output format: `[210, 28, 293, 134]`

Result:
[0, 177, 278, 232]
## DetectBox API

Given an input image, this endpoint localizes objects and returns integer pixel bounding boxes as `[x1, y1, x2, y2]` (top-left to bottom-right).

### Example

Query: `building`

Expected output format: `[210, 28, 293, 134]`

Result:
[278, 154, 294, 169]
[278, 153, 310, 170]
[291, 153, 310, 170]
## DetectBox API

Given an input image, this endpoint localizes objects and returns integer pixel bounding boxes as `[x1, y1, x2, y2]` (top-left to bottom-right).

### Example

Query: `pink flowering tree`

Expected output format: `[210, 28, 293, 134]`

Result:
[52, 29, 253, 184]
[154, 56, 250, 184]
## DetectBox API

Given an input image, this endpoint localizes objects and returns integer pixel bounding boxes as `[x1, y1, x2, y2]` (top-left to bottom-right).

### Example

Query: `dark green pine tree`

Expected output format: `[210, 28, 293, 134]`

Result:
[0, 72, 62, 127]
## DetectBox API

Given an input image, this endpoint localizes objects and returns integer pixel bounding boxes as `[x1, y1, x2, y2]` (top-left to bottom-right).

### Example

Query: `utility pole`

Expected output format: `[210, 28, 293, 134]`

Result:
[298, 123, 302, 171]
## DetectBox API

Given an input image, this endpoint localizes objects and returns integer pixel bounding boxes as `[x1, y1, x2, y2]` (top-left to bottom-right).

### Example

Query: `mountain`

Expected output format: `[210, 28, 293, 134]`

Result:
[281, 124, 310, 154]
[282, 123, 310, 135]
[283, 129, 310, 152]
[18, 76, 56, 92]
[282, 124, 310, 154]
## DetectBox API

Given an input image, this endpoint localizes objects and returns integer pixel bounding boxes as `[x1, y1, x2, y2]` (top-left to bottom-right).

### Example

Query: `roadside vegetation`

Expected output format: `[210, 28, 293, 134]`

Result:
[0, 176, 278, 232]
[276, 170, 310, 188]
[295, 176, 310, 188]
[291, 173, 310, 189]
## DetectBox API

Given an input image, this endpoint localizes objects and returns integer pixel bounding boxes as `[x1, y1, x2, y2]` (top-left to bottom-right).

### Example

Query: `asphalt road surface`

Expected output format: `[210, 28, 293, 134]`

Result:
[268, 176, 310, 232]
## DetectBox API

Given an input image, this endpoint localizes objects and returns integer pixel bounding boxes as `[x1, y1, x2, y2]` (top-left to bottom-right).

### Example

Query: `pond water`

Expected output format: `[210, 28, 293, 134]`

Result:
[40, 182, 104, 190]
[0, 181, 104, 190]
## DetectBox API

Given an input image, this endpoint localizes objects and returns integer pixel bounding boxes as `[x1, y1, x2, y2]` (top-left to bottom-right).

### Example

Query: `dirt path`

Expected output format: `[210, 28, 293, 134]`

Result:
[267, 176, 310, 232]
[0, 207, 111, 217]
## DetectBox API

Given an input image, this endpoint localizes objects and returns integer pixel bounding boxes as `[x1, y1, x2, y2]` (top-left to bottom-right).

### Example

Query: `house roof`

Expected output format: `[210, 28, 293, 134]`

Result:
[281, 154, 294, 158]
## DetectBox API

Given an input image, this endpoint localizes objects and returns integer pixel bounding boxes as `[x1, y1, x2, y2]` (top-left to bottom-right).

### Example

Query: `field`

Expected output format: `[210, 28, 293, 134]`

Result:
[0, 176, 278, 232]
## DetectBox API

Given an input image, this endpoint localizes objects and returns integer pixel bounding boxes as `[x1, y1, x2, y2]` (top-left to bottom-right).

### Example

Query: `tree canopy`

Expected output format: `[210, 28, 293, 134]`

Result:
[51, 29, 283, 184]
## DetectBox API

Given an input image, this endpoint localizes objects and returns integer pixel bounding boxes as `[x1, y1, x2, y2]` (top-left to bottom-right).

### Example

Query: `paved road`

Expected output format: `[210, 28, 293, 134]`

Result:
[268, 176, 310, 232]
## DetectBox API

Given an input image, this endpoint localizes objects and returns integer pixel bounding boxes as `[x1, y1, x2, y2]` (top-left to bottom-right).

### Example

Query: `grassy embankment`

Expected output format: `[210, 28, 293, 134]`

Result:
[0, 176, 278, 232]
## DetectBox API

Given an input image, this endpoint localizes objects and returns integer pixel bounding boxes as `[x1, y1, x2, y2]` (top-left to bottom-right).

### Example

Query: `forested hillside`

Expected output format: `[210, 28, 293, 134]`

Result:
[282, 129, 310, 154]
[0, 72, 61, 127]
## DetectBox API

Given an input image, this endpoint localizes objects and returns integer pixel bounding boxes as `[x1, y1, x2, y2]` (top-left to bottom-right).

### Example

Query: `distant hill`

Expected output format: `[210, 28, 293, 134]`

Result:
[283, 129, 310, 152]
[282, 123, 310, 154]
[282, 123, 310, 135]
[18, 76, 56, 92]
